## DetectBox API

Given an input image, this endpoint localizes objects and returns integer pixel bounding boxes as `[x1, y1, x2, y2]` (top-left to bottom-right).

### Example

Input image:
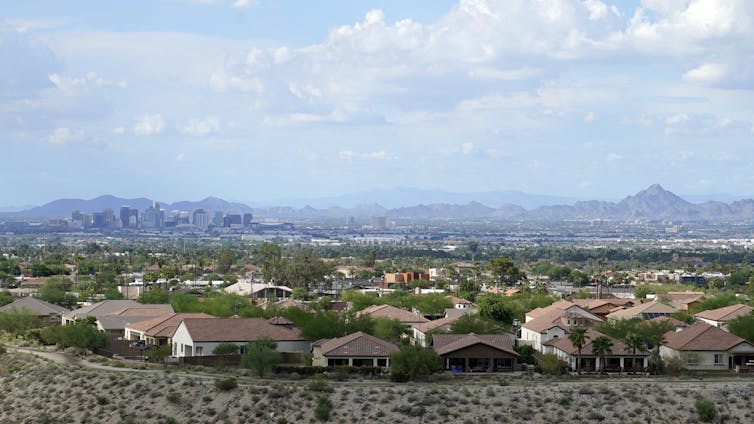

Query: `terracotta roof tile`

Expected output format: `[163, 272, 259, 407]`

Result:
[181, 317, 304, 343]
[663, 322, 752, 351]
[0, 297, 69, 315]
[432, 333, 518, 356]
[318, 332, 399, 357]
[694, 304, 753, 322]
[126, 313, 214, 337]
[357, 304, 429, 324]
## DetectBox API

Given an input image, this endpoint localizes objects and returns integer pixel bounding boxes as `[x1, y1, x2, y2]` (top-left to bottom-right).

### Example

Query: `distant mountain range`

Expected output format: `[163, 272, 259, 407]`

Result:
[4, 185, 754, 222]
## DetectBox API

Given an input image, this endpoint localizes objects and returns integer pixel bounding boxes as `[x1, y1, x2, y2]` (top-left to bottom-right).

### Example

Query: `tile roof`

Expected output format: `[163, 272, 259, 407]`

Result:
[357, 304, 429, 324]
[63, 300, 174, 320]
[432, 333, 518, 356]
[648, 316, 687, 328]
[694, 304, 753, 322]
[526, 299, 575, 320]
[544, 329, 646, 356]
[413, 315, 462, 333]
[448, 296, 473, 305]
[181, 317, 304, 343]
[522, 305, 602, 333]
[605, 301, 677, 320]
[0, 297, 69, 316]
[316, 331, 399, 357]
[267, 316, 294, 325]
[663, 322, 753, 351]
[125, 313, 214, 337]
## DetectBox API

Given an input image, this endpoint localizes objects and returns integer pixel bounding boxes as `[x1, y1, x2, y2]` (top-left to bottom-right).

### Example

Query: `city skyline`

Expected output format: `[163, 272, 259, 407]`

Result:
[3, 1, 754, 205]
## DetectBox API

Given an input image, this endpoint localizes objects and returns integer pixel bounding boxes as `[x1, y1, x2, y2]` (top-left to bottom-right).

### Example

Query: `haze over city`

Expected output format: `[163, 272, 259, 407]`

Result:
[3, 0, 754, 206]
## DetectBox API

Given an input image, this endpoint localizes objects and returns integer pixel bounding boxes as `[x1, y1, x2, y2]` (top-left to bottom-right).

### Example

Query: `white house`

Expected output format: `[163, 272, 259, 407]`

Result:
[694, 304, 753, 329]
[521, 301, 603, 351]
[171, 317, 309, 357]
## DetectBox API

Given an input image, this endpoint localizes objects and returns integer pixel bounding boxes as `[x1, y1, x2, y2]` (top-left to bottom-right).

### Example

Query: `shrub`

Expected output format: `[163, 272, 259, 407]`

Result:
[241, 338, 281, 377]
[314, 396, 332, 422]
[694, 399, 717, 423]
[307, 377, 333, 393]
[214, 377, 238, 391]
[389, 345, 443, 382]
[95, 395, 109, 405]
[165, 392, 181, 404]
[212, 343, 240, 355]
[536, 353, 568, 375]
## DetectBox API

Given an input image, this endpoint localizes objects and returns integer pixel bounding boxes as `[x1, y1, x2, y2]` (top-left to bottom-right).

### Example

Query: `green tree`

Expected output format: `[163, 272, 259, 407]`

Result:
[0, 291, 13, 306]
[146, 344, 171, 366]
[215, 248, 236, 274]
[486, 256, 525, 286]
[727, 314, 754, 343]
[372, 317, 405, 343]
[241, 338, 282, 377]
[138, 287, 169, 304]
[449, 314, 506, 334]
[694, 399, 717, 423]
[591, 336, 613, 373]
[536, 353, 567, 375]
[568, 327, 588, 374]
[38, 277, 75, 307]
[389, 345, 443, 382]
[412, 293, 452, 316]
[477, 294, 514, 324]
[257, 243, 284, 283]
[0, 309, 39, 334]
[41, 320, 106, 351]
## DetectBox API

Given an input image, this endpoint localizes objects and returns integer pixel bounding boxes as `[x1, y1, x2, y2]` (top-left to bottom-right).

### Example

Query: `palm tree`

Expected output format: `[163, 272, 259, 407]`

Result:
[591, 336, 614, 374]
[624, 332, 643, 373]
[568, 327, 588, 374]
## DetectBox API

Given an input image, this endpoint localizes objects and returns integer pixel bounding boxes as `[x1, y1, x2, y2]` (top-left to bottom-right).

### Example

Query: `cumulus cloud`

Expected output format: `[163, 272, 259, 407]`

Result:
[46, 127, 82, 144]
[461, 142, 474, 155]
[584, 112, 597, 123]
[133, 114, 165, 136]
[181, 117, 221, 136]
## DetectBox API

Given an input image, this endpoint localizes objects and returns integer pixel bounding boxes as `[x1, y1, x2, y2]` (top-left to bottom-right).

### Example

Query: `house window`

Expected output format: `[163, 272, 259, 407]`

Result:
[377, 358, 387, 367]
[196, 346, 203, 356]
[714, 354, 724, 366]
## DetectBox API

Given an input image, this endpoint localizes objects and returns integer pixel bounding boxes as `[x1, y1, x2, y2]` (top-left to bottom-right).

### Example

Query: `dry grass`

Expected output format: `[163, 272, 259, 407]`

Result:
[1, 353, 753, 423]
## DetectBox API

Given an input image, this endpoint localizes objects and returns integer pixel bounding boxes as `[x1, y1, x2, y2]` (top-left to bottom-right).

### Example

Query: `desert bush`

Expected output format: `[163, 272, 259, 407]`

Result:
[314, 395, 333, 422]
[694, 399, 717, 422]
[536, 353, 568, 375]
[212, 343, 240, 355]
[307, 377, 333, 393]
[214, 377, 238, 391]
[389, 345, 442, 382]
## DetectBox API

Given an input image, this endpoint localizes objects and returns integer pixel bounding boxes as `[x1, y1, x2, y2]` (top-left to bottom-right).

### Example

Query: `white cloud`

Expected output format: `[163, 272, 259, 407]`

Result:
[133, 114, 165, 136]
[338, 150, 397, 162]
[461, 142, 474, 155]
[584, 111, 597, 123]
[112, 127, 125, 135]
[181, 117, 221, 136]
[176, 153, 186, 162]
[49, 72, 126, 93]
[605, 152, 622, 162]
[46, 127, 82, 144]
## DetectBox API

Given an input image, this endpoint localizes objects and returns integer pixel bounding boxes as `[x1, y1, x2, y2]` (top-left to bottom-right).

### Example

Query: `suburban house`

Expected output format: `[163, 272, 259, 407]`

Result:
[448, 296, 474, 310]
[433, 333, 519, 372]
[0, 297, 69, 324]
[61, 300, 174, 334]
[124, 312, 214, 346]
[521, 301, 603, 351]
[412, 315, 463, 347]
[572, 298, 638, 319]
[660, 322, 754, 371]
[312, 331, 399, 368]
[694, 304, 753, 329]
[356, 304, 429, 326]
[171, 317, 309, 358]
[543, 329, 648, 372]
[223, 281, 293, 300]
[605, 301, 676, 320]
[665, 292, 706, 311]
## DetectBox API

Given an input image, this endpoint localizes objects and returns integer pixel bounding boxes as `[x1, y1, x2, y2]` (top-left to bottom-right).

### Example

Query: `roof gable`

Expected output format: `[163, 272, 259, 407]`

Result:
[318, 332, 399, 357]
[181, 317, 304, 343]
[663, 322, 752, 351]
[433, 333, 518, 356]
[695, 304, 753, 322]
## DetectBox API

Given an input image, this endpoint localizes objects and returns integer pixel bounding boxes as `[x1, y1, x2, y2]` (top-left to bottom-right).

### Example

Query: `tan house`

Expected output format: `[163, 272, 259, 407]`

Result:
[433, 333, 519, 372]
[695, 304, 753, 329]
[124, 312, 214, 346]
[412, 315, 464, 347]
[312, 331, 399, 368]
[171, 317, 308, 358]
[521, 301, 603, 351]
[605, 301, 676, 320]
[544, 329, 648, 372]
[357, 304, 429, 326]
[660, 322, 754, 370]
[0, 297, 69, 324]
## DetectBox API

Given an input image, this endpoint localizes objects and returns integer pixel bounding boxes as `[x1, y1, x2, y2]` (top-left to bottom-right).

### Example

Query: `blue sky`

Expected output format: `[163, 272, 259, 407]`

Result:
[2, 0, 754, 206]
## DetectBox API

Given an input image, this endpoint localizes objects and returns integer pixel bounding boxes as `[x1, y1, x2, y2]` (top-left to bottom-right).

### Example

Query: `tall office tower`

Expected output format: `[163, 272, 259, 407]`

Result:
[243, 213, 253, 227]
[213, 211, 224, 227]
[142, 201, 165, 229]
[192, 209, 210, 229]
[371, 216, 387, 230]
[120, 206, 131, 228]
